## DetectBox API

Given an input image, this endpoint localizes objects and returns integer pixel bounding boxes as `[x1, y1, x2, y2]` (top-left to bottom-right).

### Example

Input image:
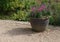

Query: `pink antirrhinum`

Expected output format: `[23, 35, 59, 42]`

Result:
[38, 4, 46, 11]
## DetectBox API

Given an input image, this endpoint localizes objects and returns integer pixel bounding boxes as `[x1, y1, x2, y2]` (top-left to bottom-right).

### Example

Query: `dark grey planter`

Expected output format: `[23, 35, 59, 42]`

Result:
[30, 18, 49, 32]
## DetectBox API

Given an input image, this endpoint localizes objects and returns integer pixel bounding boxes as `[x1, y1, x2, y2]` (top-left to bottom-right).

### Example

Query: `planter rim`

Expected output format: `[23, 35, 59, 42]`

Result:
[30, 17, 49, 20]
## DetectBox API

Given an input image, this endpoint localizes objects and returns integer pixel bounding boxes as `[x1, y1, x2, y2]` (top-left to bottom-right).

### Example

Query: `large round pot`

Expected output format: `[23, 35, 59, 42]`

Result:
[30, 18, 49, 32]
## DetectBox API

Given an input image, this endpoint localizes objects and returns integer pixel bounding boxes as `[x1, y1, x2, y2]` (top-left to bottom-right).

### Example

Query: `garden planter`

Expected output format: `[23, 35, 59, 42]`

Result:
[30, 18, 49, 32]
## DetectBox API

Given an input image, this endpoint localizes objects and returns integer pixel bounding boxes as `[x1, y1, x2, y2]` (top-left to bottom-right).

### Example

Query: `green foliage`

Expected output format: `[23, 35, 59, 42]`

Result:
[54, 16, 60, 26]
[49, 16, 54, 25]
[49, 3, 60, 25]
[11, 11, 28, 21]
[0, 0, 37, 20]
[0, 0, 60, 25]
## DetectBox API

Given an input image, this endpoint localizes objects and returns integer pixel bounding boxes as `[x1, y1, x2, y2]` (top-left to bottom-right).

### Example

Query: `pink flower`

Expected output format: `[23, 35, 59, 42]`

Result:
[38, 4, 46, 11]
[31, 7, 36, 11]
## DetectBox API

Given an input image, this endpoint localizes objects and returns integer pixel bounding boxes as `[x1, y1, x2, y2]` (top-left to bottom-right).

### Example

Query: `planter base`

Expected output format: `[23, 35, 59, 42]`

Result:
[32, 28, 45, 32]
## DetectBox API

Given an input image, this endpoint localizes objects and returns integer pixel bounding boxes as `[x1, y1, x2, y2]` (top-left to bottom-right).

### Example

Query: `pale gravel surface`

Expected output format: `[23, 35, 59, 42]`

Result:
[0, 20, 60, 42]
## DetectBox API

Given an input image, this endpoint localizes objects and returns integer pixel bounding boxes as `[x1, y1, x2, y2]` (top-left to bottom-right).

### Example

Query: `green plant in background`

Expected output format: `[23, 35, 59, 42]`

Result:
[0, 0, 37, 20]
[49, 16, 54, 25]
[51, 2, 60, 26]
[0, 0, 60, 25]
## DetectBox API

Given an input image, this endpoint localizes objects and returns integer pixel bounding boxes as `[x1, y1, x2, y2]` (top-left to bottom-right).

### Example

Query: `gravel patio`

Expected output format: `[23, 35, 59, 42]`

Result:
[0, 20, 60, 42]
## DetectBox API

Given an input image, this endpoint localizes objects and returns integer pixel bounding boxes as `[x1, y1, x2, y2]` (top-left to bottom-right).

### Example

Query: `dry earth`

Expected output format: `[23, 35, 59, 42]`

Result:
[0, 20, 60, 42]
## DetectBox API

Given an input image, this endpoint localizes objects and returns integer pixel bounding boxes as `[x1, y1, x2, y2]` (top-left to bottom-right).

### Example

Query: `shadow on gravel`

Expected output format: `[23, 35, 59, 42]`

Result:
[3, 26, 60, 36]
[3, 28, 37, 36]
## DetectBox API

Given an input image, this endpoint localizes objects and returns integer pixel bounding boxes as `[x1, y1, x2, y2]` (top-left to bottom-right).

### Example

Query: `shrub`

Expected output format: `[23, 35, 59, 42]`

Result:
[0, 0, 37, 20]
[49, 16, 54, 25]
[0, 0, 60, 26]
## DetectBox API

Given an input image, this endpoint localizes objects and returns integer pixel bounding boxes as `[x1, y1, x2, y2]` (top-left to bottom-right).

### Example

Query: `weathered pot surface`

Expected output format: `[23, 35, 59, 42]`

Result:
[30, 18, 49, 32]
